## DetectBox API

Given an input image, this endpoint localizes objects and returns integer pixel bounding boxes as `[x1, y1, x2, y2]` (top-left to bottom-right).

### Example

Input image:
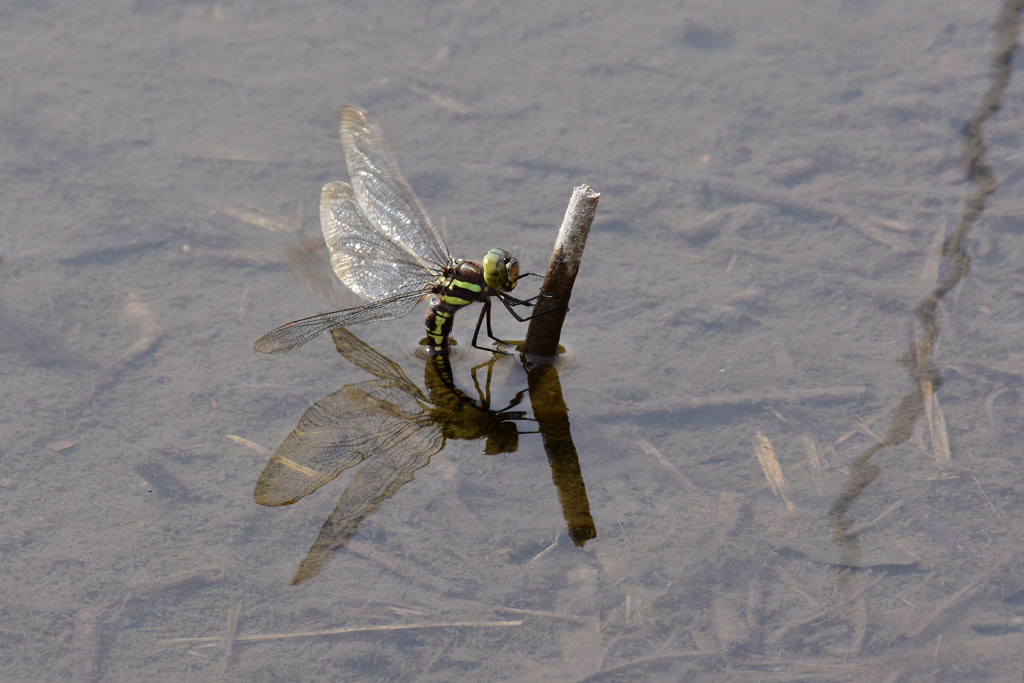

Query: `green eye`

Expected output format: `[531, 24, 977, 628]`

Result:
[482, 248, 518, 291]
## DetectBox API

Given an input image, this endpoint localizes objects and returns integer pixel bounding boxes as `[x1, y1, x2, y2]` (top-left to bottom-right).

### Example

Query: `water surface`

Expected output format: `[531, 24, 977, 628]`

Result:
[2, 1, 1022, 680]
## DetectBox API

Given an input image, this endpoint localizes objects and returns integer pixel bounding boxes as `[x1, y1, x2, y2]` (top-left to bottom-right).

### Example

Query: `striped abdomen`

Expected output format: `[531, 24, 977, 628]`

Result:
[423, 260, 490, 357]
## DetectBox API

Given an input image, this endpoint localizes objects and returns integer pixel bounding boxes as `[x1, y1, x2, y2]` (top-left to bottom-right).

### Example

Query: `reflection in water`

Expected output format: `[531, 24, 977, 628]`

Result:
[829, 0, 1024, 567]
[255, 328, 594, 584]
[527, 360, 596, 547]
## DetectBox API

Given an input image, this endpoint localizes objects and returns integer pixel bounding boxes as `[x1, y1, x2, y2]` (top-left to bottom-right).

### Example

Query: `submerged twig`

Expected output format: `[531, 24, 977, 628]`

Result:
[68, 293, 163, 416]
[764, 577, 882, 646]
[69, 607, 102, 683]
[160, 620, 522, 647]
[595, 386, 867, 418]
[904, 551, 1017, 638]
[753, 431, 795, 511]
[709, 178, 917, 253]
[220, 600, 243, 676]
[636, 438, 703, 495]
[118, 566, 225, 612]
[830, 0, 1023, 539]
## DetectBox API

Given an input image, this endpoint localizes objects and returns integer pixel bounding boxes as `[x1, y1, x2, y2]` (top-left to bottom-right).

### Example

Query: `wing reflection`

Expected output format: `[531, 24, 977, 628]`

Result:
[255, 328, 533, 584]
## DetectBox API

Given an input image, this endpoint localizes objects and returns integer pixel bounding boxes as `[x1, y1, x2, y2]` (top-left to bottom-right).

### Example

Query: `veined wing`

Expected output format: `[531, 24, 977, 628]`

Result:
[321, 181, 441, 302]
[286, 237, 361, 307]
[291, 425, 441, 584]
[253, 289, 427, 353]
[330, 327, 423, 393]
[254, 378, 440, 506]
[340, 106, 451, 271]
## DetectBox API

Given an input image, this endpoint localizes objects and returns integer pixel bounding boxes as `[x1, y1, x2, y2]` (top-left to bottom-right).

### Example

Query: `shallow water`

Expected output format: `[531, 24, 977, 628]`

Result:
[3, 0, 1024, 680]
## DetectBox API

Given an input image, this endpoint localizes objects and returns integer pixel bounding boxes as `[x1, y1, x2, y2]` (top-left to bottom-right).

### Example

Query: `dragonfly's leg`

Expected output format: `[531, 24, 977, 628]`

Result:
[497, 292, 565, 322]
[470, 356, 499, 407]
[505, 293, 541, 306]
[472, 300, 511, 354]
[516, 271, 545, 282]
[506, 273, 547, 306]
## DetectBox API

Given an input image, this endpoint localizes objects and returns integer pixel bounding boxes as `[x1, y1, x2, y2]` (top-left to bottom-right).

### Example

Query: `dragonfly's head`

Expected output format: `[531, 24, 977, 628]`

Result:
[482, 248, 520, 292]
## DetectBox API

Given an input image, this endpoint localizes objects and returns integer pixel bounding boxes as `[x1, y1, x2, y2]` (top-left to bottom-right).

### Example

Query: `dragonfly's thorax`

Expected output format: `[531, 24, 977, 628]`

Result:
[421, 250, 522, 356]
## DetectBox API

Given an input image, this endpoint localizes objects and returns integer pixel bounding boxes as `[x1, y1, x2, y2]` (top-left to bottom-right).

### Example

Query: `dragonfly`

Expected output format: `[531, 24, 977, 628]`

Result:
[254, 106, 546, 358]
[255, 327, 532, 583]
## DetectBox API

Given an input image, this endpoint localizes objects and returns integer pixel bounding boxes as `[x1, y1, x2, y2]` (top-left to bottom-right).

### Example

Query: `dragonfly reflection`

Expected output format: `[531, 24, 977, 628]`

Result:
[255, 327, 532, 584]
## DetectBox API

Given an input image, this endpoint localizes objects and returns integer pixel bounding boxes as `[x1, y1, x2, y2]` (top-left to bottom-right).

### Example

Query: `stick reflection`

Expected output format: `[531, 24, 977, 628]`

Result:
[255, 328, 594, 584]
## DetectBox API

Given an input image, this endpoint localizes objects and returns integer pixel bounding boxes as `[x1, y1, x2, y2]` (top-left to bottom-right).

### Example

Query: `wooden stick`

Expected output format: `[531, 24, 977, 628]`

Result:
[522, 184, 599, 360]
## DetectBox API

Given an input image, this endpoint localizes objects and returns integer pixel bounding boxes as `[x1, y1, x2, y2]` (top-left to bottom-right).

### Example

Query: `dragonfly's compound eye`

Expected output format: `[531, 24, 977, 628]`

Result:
[482, 248, 519, 291]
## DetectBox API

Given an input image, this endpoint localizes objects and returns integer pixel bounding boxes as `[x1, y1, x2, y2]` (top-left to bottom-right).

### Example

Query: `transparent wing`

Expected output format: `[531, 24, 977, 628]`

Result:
[285, 236, 363, 307]
[253, 290, 427, 353]
[253, 379, 441, 507]
[290, 426, 441, 583]
[329, 327, 422, 393]
[320, 181, 440, 302]
[340, 106, 451, 271]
